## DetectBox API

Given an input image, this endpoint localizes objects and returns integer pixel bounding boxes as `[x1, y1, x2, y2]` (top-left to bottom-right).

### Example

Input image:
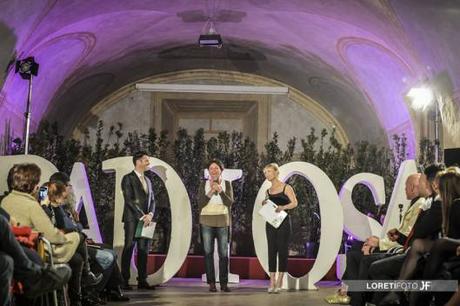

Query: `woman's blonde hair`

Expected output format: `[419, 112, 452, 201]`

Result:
[263, 163, 280, 178]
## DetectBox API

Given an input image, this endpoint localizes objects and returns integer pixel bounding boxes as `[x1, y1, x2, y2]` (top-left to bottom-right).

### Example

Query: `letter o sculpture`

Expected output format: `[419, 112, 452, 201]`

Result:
[252, 161, 343, 290]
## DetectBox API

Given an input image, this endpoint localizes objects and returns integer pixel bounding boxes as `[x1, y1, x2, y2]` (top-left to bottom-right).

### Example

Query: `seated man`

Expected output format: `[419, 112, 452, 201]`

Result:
[370, 164, 445, 305]
[0, 215, 71, 306]
[326, 173, 424, 306]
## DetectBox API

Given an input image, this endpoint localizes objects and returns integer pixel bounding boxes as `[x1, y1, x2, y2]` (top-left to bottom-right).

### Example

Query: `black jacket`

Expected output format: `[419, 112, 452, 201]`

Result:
[121, 171, 156, 223]
[447, 199, 460, 239]
[398, 198, 442, 246]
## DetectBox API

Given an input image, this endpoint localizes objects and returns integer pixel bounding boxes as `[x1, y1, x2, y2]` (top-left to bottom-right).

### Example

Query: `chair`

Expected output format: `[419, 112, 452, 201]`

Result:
[40, 236, 70, 306]
[11, 227, 70, 306]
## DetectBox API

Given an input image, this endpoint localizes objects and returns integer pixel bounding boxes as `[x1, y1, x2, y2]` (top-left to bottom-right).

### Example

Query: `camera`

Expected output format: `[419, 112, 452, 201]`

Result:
[38, 186, 48, 202]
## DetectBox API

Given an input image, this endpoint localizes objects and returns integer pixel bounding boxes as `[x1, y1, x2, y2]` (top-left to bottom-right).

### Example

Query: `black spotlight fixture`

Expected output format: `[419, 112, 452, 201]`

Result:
[15, 56, 39, 80]
[14, 56, 39, 154]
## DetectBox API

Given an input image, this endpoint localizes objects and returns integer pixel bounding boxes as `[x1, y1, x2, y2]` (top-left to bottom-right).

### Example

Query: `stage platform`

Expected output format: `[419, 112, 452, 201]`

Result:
[145, 254, 338, 280]
[109, 278, 340, 306]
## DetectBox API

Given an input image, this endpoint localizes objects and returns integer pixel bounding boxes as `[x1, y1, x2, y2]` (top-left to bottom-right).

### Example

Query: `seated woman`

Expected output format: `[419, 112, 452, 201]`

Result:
[42, 182, 101, 278]
[48, 172, 129, 302]
[408, 167, 460, 306]
[41, 181, 104, 305]
[0, 164, 82, 305]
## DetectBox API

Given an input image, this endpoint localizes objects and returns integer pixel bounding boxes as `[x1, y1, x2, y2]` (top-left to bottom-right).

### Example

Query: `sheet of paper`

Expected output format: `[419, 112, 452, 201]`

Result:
[258, 199, 288, 228]
[136, 221, 156, 239]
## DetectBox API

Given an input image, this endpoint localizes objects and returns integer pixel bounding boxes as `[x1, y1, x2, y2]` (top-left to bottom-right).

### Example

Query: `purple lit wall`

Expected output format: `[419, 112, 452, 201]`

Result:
[1, 0, 459, 155]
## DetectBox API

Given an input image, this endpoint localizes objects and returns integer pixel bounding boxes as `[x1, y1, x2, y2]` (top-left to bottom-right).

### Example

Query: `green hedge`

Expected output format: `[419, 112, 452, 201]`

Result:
[2, 120, 436, 256]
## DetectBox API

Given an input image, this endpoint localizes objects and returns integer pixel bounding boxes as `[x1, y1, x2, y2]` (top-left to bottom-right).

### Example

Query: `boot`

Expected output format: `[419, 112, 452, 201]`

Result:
[221, 283, 231, 292]
[106, 286, 130, 302]
[209, 283, 217, 292]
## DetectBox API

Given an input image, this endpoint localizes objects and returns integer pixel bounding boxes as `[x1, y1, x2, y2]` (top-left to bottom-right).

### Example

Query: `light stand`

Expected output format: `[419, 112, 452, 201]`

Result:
[15, 57, 39, 155]
[433, 97, 441, 163]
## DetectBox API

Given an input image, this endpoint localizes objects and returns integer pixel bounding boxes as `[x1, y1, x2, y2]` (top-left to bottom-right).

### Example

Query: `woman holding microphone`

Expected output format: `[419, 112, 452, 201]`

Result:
[198, 159, 234, 293]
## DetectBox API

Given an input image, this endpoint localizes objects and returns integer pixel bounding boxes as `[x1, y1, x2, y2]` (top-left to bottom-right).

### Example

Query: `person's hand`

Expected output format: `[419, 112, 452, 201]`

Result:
[456, 246, 460, 257]
[387, 229, 399, 242]
[141, 214, 153, 226]
[387, 228, 397, 238]
[262, 199, 267, 206]
[275, 206, 285, 213]
[361, 244, 372, 255]
[368, 236, 379, 248]
[9, 216, 18, 227]
[213, 183, 223, 194]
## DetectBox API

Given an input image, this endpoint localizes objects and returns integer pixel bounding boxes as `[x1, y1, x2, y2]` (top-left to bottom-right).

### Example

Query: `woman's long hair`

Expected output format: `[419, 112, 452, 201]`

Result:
[438, 167, 460, 236]
[46, 181, 67, 204]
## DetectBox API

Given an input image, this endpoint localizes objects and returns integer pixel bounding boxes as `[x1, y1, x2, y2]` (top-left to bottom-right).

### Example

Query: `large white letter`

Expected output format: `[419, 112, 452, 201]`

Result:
[252, 161, 343, 290]
[70, 162, 103, 243]
[339, 173, 385, 241]
[102, 157, 192, 285]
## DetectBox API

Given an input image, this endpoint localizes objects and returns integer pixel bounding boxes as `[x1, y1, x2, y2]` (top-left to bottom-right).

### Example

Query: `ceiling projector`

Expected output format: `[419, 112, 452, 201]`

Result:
[198, 33, 223, 48]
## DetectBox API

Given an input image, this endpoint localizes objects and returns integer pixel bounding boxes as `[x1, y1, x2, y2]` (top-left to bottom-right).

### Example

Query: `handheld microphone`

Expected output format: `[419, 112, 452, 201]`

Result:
[398, 204, 404, 223]
[213, 178, 219, 195]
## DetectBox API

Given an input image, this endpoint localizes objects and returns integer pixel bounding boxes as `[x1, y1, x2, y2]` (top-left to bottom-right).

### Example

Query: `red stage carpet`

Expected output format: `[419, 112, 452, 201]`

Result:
[145, 254, 337, 280]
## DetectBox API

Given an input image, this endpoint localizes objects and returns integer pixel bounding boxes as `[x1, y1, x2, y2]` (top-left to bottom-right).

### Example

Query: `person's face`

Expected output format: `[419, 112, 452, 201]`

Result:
[136, 155, 150, 172]
[366, 236, 379, 247]
[209, 163, 222, 179]
[405, 179, 418, 200]
[264, 168, 277, 182]
[432, 177, 440, 195]
[65, 183, 72, 195]
[55, 194, 67, 205]
[418, 174, 432, 198]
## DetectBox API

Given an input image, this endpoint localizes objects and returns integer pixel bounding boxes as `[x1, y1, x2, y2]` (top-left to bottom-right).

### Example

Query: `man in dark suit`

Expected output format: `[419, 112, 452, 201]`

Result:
[121, 151, 156, 290]
[369, 163, 445, 305]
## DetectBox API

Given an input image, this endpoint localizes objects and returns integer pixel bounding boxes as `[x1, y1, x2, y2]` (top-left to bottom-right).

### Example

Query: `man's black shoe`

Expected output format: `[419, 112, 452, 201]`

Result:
[138, 281, 156, 290]
[82, 271, 104, 287]
[209, 283, 217, 292]
[221, 284, 231, 292]
[107, 287, 130, 302]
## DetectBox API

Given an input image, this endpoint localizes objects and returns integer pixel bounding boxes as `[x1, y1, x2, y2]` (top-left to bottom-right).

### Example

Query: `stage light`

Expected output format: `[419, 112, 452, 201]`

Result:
[405, 83, 441, 162]
[406, 86, 433, 111]
[14, 56, 39, 154]
[15, 57, 39, 80]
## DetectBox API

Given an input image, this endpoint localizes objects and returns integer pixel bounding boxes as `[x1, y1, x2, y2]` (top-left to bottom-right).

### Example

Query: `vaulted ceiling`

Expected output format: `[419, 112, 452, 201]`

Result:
[1, 0, 459, 156]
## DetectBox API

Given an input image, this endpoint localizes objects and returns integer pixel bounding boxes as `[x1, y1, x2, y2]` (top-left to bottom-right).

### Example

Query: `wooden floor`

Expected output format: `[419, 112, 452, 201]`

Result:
[107, 278, 340, 306]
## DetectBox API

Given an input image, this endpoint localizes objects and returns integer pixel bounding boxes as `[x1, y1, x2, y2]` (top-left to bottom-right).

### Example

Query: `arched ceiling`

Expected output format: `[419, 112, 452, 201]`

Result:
[1, 0, 459, 156]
